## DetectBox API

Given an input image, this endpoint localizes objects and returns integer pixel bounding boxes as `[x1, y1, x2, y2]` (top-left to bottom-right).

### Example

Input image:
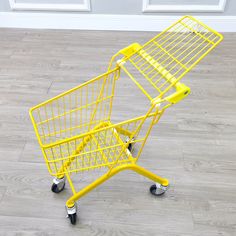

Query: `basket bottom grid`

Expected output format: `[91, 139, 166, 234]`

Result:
[45, 122, 136, 175]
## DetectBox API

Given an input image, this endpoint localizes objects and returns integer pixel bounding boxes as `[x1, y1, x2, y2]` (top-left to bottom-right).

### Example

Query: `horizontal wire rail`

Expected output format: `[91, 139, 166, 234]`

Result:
[123, 16, 223, 100]
[30, 16, 223, 176]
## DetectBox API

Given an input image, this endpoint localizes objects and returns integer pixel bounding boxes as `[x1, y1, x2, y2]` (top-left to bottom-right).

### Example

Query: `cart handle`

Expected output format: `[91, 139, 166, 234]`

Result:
[151, 82, 190, 106]
[164, 82, 190, 104]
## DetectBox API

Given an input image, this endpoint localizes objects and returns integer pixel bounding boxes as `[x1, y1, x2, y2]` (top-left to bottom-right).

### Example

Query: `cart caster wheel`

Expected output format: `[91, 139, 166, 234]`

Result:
[128, 143, 133, 152]
[126, 137, 135, 152]
[150, 183, 168, 196]
[51, 177, 65, 193]
[66, 204, 77, 225]
[68, 213, 77, 225]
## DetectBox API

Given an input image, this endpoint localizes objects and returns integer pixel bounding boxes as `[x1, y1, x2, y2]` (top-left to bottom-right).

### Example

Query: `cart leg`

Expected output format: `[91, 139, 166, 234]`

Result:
[65, 165, 124, 224]
[66, 164, 168, 208]
[65, 164, 168, 224]
[66, 165, 124, 208]
[130, 165, 169, 187]
[129, 165, 169, 196]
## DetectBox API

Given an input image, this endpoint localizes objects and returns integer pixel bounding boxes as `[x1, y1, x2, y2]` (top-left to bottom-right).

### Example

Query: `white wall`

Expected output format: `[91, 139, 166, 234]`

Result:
[0, 0, 236, 31]
[1, 0, 235, 15]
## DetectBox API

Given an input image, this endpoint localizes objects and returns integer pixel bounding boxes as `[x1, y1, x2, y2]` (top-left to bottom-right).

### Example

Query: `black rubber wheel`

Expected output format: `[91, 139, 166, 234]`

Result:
[51, 182, 65, 193]
[150, 184, 166, 196]
[68, 213, 77, 225]
[127, 143, 132, 152]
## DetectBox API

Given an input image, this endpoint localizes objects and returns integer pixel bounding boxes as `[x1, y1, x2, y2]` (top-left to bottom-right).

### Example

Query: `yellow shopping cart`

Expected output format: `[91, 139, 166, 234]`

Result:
[30, 16, 223, 224]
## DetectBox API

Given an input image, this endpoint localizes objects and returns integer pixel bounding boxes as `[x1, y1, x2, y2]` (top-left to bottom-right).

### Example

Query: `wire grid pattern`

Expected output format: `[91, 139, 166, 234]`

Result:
[43, 118, 149, 175]
[126, 16, 223, 100]
[32, 70, 117, 146]
[30, 67, 159, 175]
[30, 16, 222, 176]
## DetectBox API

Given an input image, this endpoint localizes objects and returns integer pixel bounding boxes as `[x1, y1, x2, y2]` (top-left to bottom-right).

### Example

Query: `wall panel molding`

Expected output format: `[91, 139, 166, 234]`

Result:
[9, 0, 91, 12]
[142, 0, 227, 13]
[0, 12, 235, 32]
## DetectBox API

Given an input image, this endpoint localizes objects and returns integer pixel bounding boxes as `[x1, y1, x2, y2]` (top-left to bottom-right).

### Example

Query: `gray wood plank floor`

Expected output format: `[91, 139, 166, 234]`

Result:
[0, 28, 235, 236]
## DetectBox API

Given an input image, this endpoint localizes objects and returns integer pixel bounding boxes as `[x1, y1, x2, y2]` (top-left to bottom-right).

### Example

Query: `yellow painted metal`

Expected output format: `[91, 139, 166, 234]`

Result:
[30, 16, 223, 210]
[56, 121, 110, 179]
[66, 163, 169, 208]
[114, 15, 223, 104]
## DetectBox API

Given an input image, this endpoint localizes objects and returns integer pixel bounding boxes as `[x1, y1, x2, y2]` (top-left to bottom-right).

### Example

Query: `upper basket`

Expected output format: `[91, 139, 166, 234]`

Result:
[117, 15, 223, 102]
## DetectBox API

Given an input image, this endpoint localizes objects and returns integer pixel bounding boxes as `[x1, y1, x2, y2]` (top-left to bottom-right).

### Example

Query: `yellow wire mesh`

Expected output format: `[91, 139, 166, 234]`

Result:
[122, 16, 223, 100]
[30, 16, 223, 176]
[31, 68, 160, 176]
[44, 118, 148, 176]
[31, 70, 118, 146]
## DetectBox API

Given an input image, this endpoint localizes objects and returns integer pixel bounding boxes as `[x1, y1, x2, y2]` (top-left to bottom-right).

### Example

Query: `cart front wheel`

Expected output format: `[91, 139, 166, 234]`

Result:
[150, 183, 168, 196]
[51, 177, 65, 193]
[68, 213, 77, 225]
[66, 204, 77, 225]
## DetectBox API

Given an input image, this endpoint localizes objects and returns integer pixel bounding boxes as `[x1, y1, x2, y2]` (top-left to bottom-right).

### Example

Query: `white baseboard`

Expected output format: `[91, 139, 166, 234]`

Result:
[0, 12, 236, 32]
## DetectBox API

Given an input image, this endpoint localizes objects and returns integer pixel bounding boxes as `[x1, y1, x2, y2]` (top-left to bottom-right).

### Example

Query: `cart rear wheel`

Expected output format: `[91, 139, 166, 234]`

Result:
[150, 183, 168, 196]
[126, 137, 135, 152]
[51, 177, 65, 193]
[127, 143, 133, 152]
[51, 183, 65, 193]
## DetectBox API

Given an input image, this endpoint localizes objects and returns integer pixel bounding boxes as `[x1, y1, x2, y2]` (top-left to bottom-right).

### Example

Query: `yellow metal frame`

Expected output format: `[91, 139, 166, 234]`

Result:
[29, 16, 223, 211]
